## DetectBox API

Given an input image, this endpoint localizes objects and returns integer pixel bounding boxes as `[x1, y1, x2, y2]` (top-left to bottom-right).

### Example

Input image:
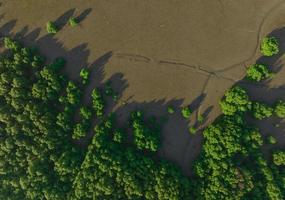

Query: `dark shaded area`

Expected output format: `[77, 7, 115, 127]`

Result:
[0, 20, 16, 36]
[54, 8, 76, 30]
[189, 93, 206, 112]
[77, 8, 92, 23]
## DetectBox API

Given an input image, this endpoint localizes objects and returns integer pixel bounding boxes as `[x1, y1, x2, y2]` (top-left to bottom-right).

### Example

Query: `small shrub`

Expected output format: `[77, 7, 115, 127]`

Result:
[246, 64, 272, 82]
[181, 107, 192, 119]
[273, 151, 285, 166]
[80, 106, 92, 120]
[72, 120, 89, 139]
[91, 88, 105, 117]
[261, 37, 279, 56]
[251, 102, 273, 120]
[189, 127, 197, 135]
[46, 21, 58, 34]
[79, 68, 90, 85]
[50, 57, 66, 70]
[69, 17, 79, 27]
[104, 83, 114, 96]
[167, 105, 175, 114]
[3, 37, 21, 51]
[112, 93, 119, 102]
[267, 135, 277, 145]
[198, 114, 204, 123]
[274, 100, 285, 118]
[113, 129, 126, 143]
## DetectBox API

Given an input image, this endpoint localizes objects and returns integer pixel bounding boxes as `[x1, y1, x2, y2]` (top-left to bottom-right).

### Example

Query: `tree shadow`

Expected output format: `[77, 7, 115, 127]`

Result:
[189, 93, 206, 112]
[0, 20, 16, 36]
[77, 8, 92, 23]
[54, 8, 76, 30]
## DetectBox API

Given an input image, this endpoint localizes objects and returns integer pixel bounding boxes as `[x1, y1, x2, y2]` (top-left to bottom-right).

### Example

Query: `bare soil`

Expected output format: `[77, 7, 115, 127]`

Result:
[1, 0, 285, 175]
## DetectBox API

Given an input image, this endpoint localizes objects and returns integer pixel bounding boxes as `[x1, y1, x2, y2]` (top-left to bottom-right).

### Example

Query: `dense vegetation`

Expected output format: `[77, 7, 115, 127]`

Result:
[0, 38, 193, 199]
[1, 31, 285, 200]
[192, 35, 285, 199]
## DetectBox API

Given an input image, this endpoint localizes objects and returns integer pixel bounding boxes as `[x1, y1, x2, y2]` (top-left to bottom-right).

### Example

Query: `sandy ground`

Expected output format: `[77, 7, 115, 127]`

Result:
[1, 0, 285, 175]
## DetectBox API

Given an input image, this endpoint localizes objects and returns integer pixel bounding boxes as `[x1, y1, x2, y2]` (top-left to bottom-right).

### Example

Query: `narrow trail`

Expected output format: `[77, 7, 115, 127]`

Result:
[113, 0, 285, 80]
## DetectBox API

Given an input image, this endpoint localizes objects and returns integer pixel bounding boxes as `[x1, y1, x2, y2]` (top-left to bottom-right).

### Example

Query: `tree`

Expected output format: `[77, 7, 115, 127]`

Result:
[246, 64, 272, 82]
[79, 106, 92, 120]
[251, 102, 273, 120]
[274, 100, 285, 118]
[181, 107, 191, 119]
[50, 57, 66, 70]
[167, 105, 175, 114]
[69, 17, 79, 27]
[129, 110, 160, 152]
[272, 151, 285, 166]
[72, 120, 90, 139]
[46, 21, 58, 34]
[267, 135, 277, 145]
[189, 126, 197, 135]
[260, 37, 279, 56]
[66, 81, 82, 106]
[198, 114, 204, 123]
[91, 88, 105, 117]
[79, 68, 90, 85]
[3, 37, 21, 51]
[220, 86, 251, 115]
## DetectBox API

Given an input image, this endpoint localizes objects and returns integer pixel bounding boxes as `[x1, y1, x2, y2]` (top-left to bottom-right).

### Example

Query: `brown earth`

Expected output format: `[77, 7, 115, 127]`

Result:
[1, 0, 285, 175]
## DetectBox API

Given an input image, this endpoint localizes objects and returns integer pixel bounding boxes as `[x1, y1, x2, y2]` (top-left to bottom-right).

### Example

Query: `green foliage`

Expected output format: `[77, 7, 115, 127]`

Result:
[46, 21, 58, 34]
[104, 80, 114, 96]
[274, 100, 285, 118]
[251, 102, 273, 120]
[91, 88, 105, 117]
[64, 81, 82, 106]
[273, 151, 285, 166]
[113, 129, 126, 143]
[194, 115, 263, 199]
[79, 106, 92, 120]
[3, 37, 21, 51]
[220, 86, 251, 115]
[130, 111, 160, 152]
[167, 105, 175, 114]
[181, 106, 192, 119]
[267, 135, 277, 145]
[0, 37, 84, 199]
[189, 126, 197, 135]
[72, 120, 90, 139]
[261, 37, 279, 56]
[69, 17, 79, 27]
[198, 114, 204, 123]
[72, 118, 191, 200]
[246, 64, 272, 82]
[50, 57, 66, 70]
[79, 68, 89, 85]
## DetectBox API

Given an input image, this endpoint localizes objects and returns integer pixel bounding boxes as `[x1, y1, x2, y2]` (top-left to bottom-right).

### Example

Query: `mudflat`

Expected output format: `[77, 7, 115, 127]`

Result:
[1, 0, 285, 174]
